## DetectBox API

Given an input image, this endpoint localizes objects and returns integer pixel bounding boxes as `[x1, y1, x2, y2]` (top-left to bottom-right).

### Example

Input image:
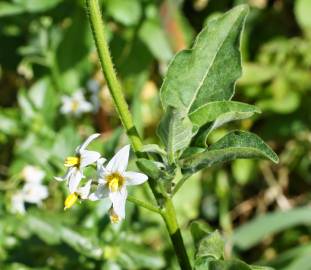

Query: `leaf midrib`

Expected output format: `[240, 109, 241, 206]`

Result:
[186, 13, 243, 114]
[185, 146, 277, 165]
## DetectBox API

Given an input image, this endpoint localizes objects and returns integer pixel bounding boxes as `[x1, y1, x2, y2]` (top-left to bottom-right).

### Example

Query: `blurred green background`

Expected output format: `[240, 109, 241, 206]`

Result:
[0, 0, 311, 269]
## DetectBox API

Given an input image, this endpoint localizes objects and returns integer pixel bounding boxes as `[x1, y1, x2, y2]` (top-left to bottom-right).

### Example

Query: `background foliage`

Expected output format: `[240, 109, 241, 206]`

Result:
[0, 0, 311, 269]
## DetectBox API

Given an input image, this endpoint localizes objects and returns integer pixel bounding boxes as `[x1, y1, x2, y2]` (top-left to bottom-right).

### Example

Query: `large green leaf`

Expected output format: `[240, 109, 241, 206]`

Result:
[189, 101, 260, 128]
[182, 130, 278, 172]
[157, 107, 193, 161]
[160, 5, 248, 114]
[233, 206, 311, 250]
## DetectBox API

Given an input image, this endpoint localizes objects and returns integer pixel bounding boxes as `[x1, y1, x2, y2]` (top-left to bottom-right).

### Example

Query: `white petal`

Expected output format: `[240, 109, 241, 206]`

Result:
[80, 150, 101, 168]
[79, 100, 93, 113]
[88, 184, 109, 201]
[60, 97, 72, 114]
[109, 186, 127, 219]
[73, 89, 84, 100]
[76, 133, 101, 153]
[68, 169, 83, 193]
[78, 180, 92, 199]
[124, 171, 148, 186]
[54, 168, 73, 182]
[61, 95, 70, 103]
[60, 104, 71, 114]
[22, 166, 45, 184]
[106, 145, 130, 173]
[11, 192, 26, 214]
[23, 184, 48, 203]
[96, 158, 107, 177]
[54, 176, 64, 181]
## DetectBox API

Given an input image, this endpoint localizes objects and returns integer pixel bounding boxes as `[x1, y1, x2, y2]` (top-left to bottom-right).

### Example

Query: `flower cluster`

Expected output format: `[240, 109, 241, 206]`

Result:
[11, 166, 49, 214]
[55, 133, 148, 223]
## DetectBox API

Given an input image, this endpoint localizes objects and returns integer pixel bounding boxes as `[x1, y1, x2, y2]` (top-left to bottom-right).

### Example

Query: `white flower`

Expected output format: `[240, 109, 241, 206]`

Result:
[64, 180, 92, 210]
[55, 133, 101, 194]
[22, 183, 49, 204]
[60, 89, 93, 117]
[11, 182, 49, 215]
[22, 165, 45, 184]
[11, 192, 26, 214]
[89, 145, 148, 223]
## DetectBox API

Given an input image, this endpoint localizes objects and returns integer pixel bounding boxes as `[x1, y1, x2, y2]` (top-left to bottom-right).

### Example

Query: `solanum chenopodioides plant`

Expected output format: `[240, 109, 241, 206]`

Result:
[56, 1, 280, 269]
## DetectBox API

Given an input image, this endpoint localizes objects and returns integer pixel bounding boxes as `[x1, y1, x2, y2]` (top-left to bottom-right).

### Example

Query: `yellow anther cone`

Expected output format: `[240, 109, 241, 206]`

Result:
[64, 193, 79, 210]
[64, 156, 80, 167]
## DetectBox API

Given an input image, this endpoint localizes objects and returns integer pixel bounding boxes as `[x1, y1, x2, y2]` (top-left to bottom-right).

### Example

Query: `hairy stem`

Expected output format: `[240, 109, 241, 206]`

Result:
[85, 1, 191, 269]
[161, 198, 192, 270]
[85, 0, 142, 152]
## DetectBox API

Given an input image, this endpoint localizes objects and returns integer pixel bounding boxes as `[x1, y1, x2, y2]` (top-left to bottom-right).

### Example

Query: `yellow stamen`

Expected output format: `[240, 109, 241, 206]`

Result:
[64, 193, 79, 210]
[106, 173, 125, 192]
[64, 156, 80, 167]
[71, 100, 80, 112]
[109, 208, 120, 224]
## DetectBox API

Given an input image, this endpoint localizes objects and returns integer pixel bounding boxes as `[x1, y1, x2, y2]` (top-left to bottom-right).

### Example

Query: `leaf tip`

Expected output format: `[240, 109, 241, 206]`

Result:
[271, 153, 279, 164]
[235, 4, 250, 14]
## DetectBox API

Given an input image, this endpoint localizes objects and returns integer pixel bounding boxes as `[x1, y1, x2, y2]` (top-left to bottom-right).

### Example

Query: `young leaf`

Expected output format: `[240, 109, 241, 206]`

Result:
[182, 130, 278, 173]
[189, 101, 260, 128]
[191, 220, 212, 246]
[160, 5, 248, 114]
[136, 158, 162, 179]
[157, 107, 193, 162]
[197, 230, 225, 260]
[209, 259, 252, 270]
[141, 144, 167, 156]
[190, 101, 260, 146]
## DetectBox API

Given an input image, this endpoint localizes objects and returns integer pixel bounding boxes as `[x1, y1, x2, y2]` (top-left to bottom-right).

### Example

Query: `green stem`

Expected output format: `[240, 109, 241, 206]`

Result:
[161, 198, 192, 270]
[85, 0, 142, 152]
[85, 1, 191, 269]
[127, 195, 161, 214]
